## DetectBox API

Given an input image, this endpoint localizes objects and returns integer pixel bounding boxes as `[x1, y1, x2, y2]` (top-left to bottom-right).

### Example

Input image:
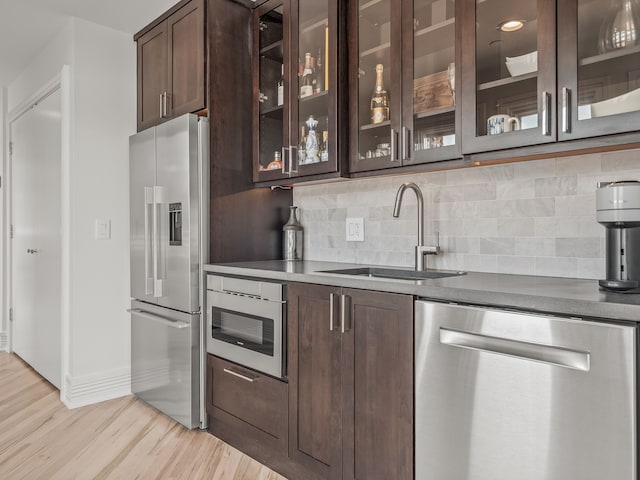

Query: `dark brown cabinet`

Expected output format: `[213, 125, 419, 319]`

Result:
[136, 0, 206, 131]
[460, 0, 640, 155]
[206, 355, 289, 465]
[288, 283, 414, 480]
[252, 0, 347, 185]
[349, 0, 460, 173]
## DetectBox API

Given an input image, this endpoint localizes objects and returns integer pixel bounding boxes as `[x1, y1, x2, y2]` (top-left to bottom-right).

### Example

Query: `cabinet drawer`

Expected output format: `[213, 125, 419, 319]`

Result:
[207, 355, 287, 440]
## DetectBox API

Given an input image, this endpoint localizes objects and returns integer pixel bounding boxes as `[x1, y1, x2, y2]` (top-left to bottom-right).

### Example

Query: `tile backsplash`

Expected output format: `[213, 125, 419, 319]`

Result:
[292, 148, 640, 279]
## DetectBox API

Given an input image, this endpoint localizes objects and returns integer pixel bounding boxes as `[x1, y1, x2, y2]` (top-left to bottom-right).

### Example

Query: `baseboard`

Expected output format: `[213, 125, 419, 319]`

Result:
[62, 367, 131, 409]
[0, 332, 7, 352]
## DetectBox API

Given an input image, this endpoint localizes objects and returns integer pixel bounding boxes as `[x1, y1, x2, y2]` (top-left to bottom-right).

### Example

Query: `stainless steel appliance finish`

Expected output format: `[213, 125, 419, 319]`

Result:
[318, 266, 465, 281]
[415, 300, 637, 480]
[129, 113, 209, 429]
[130, 300, 200, 429]
[206, 275, 285, 378]
[597, 181, 640, 291]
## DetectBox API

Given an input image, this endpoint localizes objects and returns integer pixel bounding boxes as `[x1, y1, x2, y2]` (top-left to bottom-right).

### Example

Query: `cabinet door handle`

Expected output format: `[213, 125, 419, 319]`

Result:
[159, 93, 164, 118]
[288, 145, 298, 174]
[340, 294, 350, 333]
[562, 87, 571, 134]
[390, 129, 399, 162]
[223, 367, 257, 383]
[281, 146, 288, 175]
[329, 293, 336, 331]
[402, 126, 410, 160]
[541, 91, 552, 136]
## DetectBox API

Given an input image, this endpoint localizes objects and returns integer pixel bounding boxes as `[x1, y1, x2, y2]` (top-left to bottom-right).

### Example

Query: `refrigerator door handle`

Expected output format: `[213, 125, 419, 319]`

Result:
[144, 187, 154, 295]
[152, 186, 165, 297]
[128, 309, 190, 329]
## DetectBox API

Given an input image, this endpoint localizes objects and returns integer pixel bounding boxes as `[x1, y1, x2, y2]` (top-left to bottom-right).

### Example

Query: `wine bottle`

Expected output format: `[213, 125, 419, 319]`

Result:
[315, 48, 324, 93]
[300, 53, 314, 98]
[321, 131, 329, 162]
[370, 64, 390, 124]
[277, 64, 284, 106]
[298, 125, 307, 165]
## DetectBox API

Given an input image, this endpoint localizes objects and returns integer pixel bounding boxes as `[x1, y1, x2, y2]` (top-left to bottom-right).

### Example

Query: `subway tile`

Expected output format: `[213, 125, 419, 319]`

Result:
[497, 256, 536, 275]
[512, 159, 556, 179]
[463, 183, 497, 201]
[556, 237, 602, 258]
[501, 198, 555, 217]
[496, 179, 536, 200]
[535, 176, 578, 197]
[535, 257, 578, 277]
[464, 254, 498, 273]
[480, 237, 515, 255]
[554, 195, 595, 217]
[464, 218, 498, 236]
[515, 237, 556, 257]
[497, 218, 535, 237]
[601, 149, 640, 172]
[577, 258, 605, 280]
[555, 154, 601, 176]
[433, 185, 464, 203]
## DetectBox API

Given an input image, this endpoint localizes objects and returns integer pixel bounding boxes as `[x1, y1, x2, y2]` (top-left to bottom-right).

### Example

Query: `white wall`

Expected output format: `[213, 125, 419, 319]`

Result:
[294, 149, 640, 280]
[0, 87, 6, 351]
[7, 18, 135, 407]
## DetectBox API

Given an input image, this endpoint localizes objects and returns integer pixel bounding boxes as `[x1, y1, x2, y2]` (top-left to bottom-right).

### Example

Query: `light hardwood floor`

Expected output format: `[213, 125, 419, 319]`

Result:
[0, 353, 287, 480]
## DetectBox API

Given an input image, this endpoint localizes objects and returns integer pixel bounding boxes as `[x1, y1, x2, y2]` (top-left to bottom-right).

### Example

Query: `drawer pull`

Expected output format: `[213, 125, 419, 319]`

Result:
[223, 367, 257, 383]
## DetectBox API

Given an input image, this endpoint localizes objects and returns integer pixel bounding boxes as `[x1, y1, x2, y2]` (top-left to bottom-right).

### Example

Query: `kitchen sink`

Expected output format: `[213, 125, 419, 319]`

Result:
[318, 267, 466, 281]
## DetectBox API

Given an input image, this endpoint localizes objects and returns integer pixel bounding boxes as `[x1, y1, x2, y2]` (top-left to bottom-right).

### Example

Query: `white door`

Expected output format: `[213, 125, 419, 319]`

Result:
[11, 88, 62, 388]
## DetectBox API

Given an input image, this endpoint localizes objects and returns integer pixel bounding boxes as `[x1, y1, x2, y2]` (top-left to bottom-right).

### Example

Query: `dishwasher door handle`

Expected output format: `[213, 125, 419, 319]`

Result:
[440, 328, 590, 371]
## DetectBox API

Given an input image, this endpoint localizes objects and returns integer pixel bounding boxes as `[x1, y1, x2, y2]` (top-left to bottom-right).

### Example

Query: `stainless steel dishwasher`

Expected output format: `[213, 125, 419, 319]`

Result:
[415, 300, 637, 480]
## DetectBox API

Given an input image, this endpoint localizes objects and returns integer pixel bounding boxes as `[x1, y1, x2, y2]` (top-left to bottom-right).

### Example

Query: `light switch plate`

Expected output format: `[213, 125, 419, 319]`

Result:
[346, 217, 364, 242]
[95, 219, 111, 240]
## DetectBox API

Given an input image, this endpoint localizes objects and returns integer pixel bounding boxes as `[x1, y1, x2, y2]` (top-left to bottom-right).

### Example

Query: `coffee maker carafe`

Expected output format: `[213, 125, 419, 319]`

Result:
[597, 181, 640, 292]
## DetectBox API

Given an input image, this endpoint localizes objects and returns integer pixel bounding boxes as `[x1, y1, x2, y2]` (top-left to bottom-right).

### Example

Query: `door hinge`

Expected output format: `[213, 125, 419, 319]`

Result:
[8, 142, 13, 156]
[10, 225, 14, 239]
[9, 309, 13, 322]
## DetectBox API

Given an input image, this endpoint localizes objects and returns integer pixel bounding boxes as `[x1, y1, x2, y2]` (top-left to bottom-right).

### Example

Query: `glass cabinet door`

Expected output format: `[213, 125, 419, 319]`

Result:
[558, 0, 640, 140]
[460, 0, 556, 153]
[253, 0, 287, 183]
[402, 0, 458, 165]
[349, 0, 402, 172]
[289, 0, 339, 177]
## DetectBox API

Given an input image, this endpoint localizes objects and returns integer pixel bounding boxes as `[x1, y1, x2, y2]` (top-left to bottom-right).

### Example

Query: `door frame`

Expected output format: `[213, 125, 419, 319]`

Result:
[4, 66, 71, 399]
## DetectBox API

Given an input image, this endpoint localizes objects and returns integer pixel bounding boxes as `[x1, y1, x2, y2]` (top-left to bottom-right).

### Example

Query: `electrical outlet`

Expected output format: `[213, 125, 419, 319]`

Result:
[346, 218, 364, 242]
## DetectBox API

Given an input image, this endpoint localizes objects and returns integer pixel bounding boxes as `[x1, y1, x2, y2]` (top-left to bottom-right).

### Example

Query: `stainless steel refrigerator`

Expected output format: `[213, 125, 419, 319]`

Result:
[129, 113, 208, 429]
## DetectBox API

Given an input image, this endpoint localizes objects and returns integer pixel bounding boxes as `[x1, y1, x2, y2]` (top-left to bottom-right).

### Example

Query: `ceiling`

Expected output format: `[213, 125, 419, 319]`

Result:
[0, 0, 178, 87]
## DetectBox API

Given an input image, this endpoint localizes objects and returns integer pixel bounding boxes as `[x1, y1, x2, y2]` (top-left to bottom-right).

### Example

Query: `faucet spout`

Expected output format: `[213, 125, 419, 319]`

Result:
[393, 182, 424, 246]
[393, 182, 439, 270]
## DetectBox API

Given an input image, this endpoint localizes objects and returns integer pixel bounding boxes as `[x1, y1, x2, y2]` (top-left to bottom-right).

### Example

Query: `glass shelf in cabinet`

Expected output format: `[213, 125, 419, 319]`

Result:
[477, 72, 536, 91]
[360, 119, 391, 131]
[260, 104, 284, 119]
[580, 44, 640, 66]
[414, 106, 455, 119]
[260, 40, 284, 62]
[359, 0, 390, 23]
[360, 42, 391, 60]
[300, 16, 328, 35]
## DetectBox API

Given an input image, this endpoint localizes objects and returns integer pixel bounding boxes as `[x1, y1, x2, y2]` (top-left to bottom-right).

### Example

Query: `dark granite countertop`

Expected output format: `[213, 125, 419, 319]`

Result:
[204, 260, 640, 322]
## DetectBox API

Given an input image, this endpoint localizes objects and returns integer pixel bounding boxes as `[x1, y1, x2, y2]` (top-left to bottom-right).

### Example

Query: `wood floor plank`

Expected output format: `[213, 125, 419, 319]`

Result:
[0, 353, 287, 480]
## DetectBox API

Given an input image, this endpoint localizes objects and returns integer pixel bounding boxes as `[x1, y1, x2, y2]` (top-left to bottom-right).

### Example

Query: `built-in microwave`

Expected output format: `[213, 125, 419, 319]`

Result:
[206, 274, 286, 379]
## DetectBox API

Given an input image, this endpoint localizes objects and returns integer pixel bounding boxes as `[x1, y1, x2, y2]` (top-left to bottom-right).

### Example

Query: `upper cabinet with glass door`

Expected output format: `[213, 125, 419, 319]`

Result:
[460, 0, 557, 153]
[350, 0, 459, 173]
[558, 0, 640, 140]
[253, 0, 344, 184]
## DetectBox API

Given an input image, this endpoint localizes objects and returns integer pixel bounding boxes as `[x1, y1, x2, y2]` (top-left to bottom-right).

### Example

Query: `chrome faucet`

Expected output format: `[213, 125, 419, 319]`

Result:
[393, 182, 439, 270]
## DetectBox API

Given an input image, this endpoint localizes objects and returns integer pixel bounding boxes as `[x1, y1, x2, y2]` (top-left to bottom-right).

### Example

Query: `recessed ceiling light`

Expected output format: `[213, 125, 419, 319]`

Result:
[497, 20, 525, 32]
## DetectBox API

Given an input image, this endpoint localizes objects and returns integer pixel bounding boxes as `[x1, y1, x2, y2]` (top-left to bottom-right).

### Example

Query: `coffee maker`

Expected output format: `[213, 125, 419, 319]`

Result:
[597, 181, 640, 292]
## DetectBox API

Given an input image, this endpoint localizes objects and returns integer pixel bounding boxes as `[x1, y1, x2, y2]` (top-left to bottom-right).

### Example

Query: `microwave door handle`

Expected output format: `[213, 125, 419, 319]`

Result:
[128, 309, 190, 329]
[144, 187, 154, 295]
[152, 186, 164, 297]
